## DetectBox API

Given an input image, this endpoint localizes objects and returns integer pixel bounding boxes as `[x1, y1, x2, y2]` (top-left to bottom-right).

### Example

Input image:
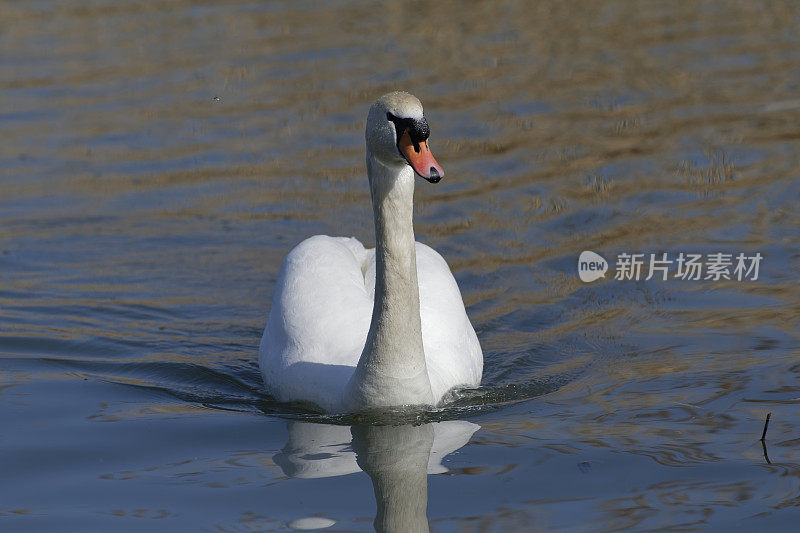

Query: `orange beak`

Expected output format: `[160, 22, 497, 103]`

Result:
[397, 129, 444, 183]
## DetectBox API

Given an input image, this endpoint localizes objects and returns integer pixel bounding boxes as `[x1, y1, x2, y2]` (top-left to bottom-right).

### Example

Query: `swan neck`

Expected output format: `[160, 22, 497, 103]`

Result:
[345, 153, 433, 409]
[370, 157, 417, 288]
[368, 154, 423, 356]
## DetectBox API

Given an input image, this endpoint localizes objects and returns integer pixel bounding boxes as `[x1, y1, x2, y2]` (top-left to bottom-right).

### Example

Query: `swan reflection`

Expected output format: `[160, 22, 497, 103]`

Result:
[275, 420, 479, 532]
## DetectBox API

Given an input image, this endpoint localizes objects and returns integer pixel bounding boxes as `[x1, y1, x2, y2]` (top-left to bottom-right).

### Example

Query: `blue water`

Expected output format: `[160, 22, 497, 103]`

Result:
[2, 1, 800, 531]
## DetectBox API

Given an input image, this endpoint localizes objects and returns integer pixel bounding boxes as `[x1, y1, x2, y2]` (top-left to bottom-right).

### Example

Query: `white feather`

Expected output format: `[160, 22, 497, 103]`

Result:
[260, 236, 482, 411]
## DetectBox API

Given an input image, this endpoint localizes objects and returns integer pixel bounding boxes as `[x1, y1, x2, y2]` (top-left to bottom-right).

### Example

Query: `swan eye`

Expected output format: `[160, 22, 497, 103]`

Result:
[386, 112, 411, 134]
[387, 112, 429, 154]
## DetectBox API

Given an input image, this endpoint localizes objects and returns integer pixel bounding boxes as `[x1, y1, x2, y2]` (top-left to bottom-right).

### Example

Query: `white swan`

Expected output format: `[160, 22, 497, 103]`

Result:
[259, 91, 482, 413]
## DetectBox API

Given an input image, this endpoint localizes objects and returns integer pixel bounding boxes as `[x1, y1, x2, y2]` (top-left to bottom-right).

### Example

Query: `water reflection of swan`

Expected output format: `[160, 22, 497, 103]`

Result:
[259, 91, 483, 413]
[275, 420, 480, 532]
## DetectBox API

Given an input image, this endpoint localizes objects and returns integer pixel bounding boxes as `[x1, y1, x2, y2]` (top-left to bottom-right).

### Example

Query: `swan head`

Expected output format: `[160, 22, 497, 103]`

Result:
[365, 91, 444, 183]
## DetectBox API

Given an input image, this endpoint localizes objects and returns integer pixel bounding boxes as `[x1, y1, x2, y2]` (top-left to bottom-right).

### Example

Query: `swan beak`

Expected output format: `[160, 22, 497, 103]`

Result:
[398, 129, 445, 183]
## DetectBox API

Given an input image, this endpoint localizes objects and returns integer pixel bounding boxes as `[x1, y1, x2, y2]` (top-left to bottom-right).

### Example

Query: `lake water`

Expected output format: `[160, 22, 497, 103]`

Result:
[2, 1, 800, 531]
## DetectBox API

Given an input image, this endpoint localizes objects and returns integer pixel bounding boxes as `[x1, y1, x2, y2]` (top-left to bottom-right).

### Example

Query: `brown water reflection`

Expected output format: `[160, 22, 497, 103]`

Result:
[2, 0, 800, 530]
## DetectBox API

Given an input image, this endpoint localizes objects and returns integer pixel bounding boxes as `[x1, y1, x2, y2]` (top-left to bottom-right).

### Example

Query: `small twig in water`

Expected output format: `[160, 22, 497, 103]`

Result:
[761, 412, 772, 442]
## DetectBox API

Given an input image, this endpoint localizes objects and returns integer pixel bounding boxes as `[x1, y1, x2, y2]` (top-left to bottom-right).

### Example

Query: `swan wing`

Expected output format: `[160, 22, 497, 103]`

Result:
[415, 243, 483, 400]
[259, 235, 373, 411]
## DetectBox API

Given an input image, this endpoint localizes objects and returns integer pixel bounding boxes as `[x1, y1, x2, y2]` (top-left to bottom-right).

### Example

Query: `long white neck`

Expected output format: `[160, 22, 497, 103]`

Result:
[344, 154, 434, 410]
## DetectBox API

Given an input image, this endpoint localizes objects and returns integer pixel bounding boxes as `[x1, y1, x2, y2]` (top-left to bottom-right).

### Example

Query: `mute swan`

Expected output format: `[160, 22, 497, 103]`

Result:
[259, 91, 483, 412]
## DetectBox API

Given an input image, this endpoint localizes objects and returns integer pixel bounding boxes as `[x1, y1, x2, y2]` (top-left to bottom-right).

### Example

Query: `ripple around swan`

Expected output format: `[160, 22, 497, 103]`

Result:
[4, 349, 574, 425]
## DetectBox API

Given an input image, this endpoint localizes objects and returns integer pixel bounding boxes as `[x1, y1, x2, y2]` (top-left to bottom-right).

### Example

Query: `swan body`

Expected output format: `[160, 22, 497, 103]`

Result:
[259, 92, 482, 413]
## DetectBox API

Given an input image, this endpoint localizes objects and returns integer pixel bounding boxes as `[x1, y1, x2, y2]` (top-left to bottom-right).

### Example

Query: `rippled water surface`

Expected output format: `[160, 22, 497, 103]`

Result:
[3, 1, 800, 531]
